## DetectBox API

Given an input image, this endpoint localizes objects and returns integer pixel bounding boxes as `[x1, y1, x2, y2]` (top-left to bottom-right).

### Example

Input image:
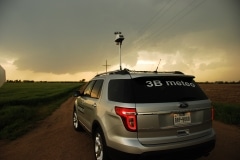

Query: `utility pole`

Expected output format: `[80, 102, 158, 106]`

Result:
[114, 32, 125, 70]
[102, 60, 111, 74]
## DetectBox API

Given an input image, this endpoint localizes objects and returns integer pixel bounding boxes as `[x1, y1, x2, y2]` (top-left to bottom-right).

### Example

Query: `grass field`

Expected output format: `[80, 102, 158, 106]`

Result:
[199, 84, 240, 104]
[0, 82, 83, 140]
[0, 82, 83, 107]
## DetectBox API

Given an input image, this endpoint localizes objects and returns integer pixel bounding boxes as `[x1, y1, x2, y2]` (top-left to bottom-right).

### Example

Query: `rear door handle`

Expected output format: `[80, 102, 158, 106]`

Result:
[93, 103, 97, 108]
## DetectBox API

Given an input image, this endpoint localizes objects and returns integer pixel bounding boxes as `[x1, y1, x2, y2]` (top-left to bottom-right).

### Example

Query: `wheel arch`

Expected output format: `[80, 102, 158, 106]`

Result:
[92, 120, 103, 139]
[92, 120, 102, 137]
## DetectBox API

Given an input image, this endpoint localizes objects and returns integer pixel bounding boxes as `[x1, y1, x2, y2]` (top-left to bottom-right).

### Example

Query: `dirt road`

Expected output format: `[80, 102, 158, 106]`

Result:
[1, 97, 240, 160]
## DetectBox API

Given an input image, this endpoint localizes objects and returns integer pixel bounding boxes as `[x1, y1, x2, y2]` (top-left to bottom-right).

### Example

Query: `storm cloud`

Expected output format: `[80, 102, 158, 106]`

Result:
[0, 0, 239, 81]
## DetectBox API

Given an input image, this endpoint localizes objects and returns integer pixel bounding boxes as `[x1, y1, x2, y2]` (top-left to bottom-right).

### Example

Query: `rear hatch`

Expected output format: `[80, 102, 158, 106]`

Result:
[131, 75, 213, 145]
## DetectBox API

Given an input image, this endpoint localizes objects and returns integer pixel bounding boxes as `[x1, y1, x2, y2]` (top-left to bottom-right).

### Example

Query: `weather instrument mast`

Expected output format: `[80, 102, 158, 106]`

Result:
[114, 32, 125, 70]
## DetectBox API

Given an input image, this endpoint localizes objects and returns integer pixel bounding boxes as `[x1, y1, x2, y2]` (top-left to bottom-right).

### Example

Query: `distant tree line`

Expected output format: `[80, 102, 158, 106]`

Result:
[6, 79, 86, 83]
[6, 79, 239, 84]
[198, 81, 240, 84]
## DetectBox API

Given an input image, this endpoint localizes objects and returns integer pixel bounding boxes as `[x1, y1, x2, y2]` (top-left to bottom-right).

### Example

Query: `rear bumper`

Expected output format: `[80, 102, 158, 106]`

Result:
[108, 139, 215, 160]
[107, 129, 216, 153]
[140, 139, 215, 159]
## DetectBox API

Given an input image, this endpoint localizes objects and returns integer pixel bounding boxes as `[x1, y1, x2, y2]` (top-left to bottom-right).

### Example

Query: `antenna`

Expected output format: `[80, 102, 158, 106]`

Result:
[114, 32, 125, 70]
[155, 59, 161, 73]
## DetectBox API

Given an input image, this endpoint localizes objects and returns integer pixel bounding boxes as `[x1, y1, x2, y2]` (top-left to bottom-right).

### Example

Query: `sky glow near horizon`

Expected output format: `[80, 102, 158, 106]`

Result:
[0, 0, 239, 82]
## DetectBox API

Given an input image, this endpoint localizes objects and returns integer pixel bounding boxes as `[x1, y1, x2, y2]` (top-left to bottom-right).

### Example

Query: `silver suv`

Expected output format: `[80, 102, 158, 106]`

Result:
[73, 69, 216, 160]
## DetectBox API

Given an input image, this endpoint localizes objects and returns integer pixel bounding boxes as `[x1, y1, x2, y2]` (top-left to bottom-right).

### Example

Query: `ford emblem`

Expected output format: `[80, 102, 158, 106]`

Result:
[179, 102, 189, 108]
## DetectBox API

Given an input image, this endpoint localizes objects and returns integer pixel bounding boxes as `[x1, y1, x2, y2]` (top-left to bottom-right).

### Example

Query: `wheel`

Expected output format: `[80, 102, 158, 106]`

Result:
[73, 108, 81, 131]
[94, 128, 109, 160]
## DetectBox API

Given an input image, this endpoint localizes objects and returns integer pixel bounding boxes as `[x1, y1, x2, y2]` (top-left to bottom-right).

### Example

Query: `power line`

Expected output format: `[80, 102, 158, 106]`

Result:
[150, 0, 208, 42]
[136, 0, 207, 50]
[137, 0, 174, 34]
[134, 0, 178, 48]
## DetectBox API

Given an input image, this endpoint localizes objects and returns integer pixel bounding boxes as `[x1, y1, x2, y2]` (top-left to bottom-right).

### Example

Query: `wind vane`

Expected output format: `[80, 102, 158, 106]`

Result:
[114, 32, 125, 70]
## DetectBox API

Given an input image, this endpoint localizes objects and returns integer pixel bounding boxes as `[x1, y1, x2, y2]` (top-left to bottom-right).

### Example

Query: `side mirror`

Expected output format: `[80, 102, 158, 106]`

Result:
[73, 90, 81, 97]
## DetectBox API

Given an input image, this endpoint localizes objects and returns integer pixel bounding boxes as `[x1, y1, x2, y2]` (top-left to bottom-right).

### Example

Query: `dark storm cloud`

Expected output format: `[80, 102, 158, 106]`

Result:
[0, 0, 151, 73]
[0, 0, 239, 74]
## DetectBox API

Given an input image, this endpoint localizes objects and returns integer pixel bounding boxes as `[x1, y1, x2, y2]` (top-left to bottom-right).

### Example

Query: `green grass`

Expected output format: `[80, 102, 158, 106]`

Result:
[213, 102, 240, 125]
[0, 82, 82, 107]
[0, 105, 37, 140]
[0, 82, 83, 140]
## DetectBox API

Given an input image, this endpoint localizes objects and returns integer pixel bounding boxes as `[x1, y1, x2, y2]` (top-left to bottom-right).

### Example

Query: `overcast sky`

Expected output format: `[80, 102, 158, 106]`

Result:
[0, 0, 239, 82]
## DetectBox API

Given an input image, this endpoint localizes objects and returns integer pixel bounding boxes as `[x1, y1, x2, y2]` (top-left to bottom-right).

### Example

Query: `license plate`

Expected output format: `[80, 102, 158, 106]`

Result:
[174, 112, 191, 125]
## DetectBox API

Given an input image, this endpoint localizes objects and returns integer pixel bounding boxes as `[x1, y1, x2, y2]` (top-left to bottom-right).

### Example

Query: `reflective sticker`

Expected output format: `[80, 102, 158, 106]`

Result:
[146, 80, 195, 87]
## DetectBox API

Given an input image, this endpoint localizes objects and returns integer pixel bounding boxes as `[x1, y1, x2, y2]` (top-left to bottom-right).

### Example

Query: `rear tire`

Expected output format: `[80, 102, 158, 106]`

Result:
[73, 108, 81, 131]
[94, 128, 109, 160]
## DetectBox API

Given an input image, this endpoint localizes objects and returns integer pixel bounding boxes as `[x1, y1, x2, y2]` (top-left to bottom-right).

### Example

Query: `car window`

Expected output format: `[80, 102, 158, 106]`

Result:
[91, 80, 103, 99]
[108, 76, 208, 103]
[83, 81, 95, 96]
[108, 79, 134, 102]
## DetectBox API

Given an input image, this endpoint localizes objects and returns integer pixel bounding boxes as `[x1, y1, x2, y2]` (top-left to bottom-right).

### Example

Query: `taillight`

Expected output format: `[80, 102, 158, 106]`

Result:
[115, 107, 137, 132]
[211, 107, 214, 120]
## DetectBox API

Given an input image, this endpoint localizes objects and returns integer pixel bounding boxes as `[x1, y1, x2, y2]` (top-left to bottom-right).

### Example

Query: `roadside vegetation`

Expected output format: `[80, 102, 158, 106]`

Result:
[213, 103, 240, 125]
[199, 83, 240, 126]
[0, 82, 83, 140]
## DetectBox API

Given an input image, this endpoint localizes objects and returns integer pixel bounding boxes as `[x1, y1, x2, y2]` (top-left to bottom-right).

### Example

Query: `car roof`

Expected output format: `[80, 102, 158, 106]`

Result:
[94, 68, 195, 80]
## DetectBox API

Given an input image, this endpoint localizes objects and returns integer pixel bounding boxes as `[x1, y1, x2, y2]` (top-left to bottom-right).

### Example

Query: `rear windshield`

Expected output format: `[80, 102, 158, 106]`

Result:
[108, 76, 208, 103]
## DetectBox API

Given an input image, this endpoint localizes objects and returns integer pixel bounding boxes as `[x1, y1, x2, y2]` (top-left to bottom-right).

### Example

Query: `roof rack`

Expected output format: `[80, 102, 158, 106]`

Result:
[95, 68, 184, 77]
[95, 68, 130, 77]
[129, 70, 184, 74]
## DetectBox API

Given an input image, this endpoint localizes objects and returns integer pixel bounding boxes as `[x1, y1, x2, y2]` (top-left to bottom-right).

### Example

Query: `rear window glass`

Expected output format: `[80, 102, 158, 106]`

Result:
[108, 76, 208, 103]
